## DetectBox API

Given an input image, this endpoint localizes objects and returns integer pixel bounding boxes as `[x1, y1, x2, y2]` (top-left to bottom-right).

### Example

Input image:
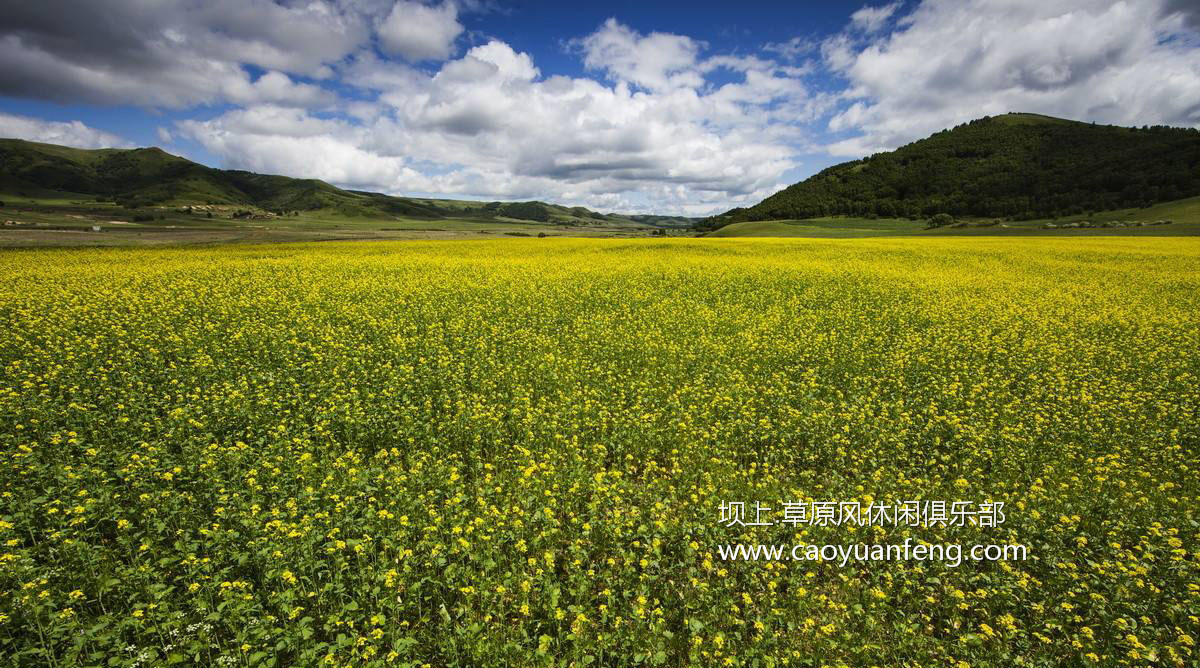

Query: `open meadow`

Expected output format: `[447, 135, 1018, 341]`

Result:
[1, 237, 1198, 667]
[707, 197, 1200, 239]
[0, 198, 663, 247]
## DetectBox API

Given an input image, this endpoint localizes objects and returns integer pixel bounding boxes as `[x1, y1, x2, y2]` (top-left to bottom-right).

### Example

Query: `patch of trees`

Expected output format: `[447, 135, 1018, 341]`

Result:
[925, 213, 955, 229]
[114, 194, 156, 209]
[569, 206, 604, 219]
[497, 202, 551, 222]
[126, 210, 160, 222]
[377, 198, 445, 218]
[715, 116, 1200, 225]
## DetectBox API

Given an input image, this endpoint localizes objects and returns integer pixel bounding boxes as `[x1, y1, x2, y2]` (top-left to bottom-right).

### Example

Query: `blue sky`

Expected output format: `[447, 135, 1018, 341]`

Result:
[1, 1, 1199, 214]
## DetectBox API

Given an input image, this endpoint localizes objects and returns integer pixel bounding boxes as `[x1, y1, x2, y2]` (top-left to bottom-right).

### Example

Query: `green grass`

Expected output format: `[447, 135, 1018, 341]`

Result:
[931, 196, 1200, 236]
[708, 218, 924, 238]
[990, 112, 1076, 126]
[1026, 195, 1200, 227]
[711, 196, 1200, 238]
[0, 196, 665, 247]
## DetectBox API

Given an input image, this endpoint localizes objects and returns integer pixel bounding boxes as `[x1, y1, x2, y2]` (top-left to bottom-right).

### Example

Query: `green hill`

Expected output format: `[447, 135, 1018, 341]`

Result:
[711, 112, 1200, 227]
[0, 138, 642, 225]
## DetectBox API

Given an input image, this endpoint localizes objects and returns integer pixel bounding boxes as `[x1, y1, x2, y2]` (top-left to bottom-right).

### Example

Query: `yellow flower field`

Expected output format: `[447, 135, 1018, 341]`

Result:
[0, 237, 1197, 666]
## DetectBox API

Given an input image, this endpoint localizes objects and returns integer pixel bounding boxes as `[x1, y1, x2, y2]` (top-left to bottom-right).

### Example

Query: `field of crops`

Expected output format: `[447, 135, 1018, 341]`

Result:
[1, 238, 1197, 667]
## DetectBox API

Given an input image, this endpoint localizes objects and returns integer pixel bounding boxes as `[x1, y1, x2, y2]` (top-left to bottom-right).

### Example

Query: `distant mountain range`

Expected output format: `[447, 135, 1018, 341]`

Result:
[711, 112, 1200, 227]
[0, 138, 696, 227]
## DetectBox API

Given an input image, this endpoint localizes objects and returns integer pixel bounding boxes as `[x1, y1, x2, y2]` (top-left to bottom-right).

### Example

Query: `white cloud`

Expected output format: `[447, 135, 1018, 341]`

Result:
[178, 106, 419, 189]
[575, 18, 704, 92]
[156, 127, 173, 144]
[222, 71, 336, 108]
[824, 0, 1200, 156]
[377, 1, 464, 61]
[0, 112, 130, 149]
[764, 37, 817, 62]
[850, 3, 902, 33]
[174, 1, 370, 76]
[180, 23, 815, 214]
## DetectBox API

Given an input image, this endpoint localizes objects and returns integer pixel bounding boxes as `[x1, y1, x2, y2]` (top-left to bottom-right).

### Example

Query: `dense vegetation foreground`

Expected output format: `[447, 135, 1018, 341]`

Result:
[1, 238, 1197, 667]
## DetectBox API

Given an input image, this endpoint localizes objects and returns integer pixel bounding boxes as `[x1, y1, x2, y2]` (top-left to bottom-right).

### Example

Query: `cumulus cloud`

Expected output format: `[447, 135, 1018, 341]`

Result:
[222, 70, 336, 108]
[823, 0, 1200, 156]
[0, 112, 130, 148]
[0, 1, 371, 107]
[180, 25, 815, 214]
[178, 106, 420, 189]
[377, 1, 464, 61]
[575, 18, 704, 91]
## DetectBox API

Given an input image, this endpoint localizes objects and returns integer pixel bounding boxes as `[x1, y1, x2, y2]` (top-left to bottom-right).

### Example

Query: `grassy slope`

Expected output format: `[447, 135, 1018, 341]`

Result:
[710, 196, 1200, 238]
[989, 112, 1075, 126]
[0, 197, 665, 247]
[708, 218, 925, 238]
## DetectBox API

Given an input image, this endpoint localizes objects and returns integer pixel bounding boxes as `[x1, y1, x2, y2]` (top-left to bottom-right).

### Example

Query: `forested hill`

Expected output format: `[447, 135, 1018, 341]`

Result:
[713, 113, 1200, 225]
